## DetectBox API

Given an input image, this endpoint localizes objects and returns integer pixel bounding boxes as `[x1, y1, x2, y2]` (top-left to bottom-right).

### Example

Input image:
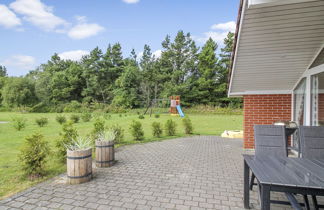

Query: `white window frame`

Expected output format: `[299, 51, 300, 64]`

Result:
[292, 63, 324, 126]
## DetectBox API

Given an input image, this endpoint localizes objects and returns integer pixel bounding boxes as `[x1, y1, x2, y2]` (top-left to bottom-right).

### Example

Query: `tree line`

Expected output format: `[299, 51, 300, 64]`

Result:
[0, 31, 241, 112]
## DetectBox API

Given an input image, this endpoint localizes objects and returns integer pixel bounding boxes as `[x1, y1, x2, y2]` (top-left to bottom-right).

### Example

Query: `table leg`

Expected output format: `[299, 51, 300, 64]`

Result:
[244, 160, 250, 209]
[260, 184, 270, 210]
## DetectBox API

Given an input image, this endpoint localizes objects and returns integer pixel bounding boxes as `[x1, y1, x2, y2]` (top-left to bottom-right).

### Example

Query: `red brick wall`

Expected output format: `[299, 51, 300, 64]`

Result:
[243, 94, 292, 149]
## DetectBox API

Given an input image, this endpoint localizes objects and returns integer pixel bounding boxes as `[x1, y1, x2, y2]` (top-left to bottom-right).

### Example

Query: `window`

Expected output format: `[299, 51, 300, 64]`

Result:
[293, 78, 306, 126]
[311, 72, 324, 126]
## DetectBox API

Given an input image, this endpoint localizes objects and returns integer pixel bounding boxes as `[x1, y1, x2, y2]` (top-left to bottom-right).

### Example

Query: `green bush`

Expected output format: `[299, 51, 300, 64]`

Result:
[56, 115, 66, 124]
[91, 117, 105, 142]
[63, 100, 82, 113]
[109, 124, 124, 144]
[70, 114, 80, 123]
[154, 114, 160, 118]
[152, 122, 163, 138]
[81, 112, 92, 122]
[55, 122, 78, 163]
[165, 119, 177, 136]
[182, 117, 193, 134]
[130, 121, 144, 141]
[11, 117, 26, 131]
[35, 117, 48, 127]
[138, 114, 145, 119]
[19, 133, 50, 179]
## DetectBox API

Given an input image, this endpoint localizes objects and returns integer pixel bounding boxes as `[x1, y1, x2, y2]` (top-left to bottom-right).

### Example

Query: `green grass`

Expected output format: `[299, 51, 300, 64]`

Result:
[0, 112, 242, 199]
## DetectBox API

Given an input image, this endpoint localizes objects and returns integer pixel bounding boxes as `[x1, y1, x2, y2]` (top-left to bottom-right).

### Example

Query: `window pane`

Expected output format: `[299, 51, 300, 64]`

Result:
[311, 72, 324, 126]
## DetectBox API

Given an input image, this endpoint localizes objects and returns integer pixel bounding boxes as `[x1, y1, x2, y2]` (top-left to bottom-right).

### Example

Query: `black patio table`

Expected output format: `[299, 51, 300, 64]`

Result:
[243, 154, 324, 210]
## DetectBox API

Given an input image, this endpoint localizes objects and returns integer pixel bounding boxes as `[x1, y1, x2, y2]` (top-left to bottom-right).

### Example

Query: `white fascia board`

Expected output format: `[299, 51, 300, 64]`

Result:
[248, 0, 318, 8]
[229, 90, 292, 97]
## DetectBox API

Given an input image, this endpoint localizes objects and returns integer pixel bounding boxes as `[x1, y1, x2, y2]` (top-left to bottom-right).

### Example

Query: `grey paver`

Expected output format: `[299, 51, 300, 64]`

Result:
[1, 136, 321, 210]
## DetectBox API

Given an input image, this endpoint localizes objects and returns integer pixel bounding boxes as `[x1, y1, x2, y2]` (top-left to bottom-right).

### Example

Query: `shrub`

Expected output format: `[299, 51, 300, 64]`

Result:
[138, 114, 145, 119]
[70, 114, 80, 123]
[56, 122, 78, 163]
[109, 124, 124, 144]
[63, 100, 82, 113]
[152, 122, 163, 138]
[56, 115, 66, 124]
[130, 121, 144, 141]
[81, 112, 92, 122]
[165, 119, 176, 136]
[154, 114, 160, 118]
[91, 117, 105, 142]
[19, 133, 50, 179]
[103, 113, 111, 120]
[35, 117, 48, 127]
[182, 117, 193, 134]
[12, 117, 26, 131]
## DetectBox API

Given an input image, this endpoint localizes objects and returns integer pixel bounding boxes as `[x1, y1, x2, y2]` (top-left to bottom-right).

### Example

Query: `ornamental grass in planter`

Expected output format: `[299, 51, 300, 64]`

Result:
[95, 130, 116, 168]
[65, 137, 92, 184]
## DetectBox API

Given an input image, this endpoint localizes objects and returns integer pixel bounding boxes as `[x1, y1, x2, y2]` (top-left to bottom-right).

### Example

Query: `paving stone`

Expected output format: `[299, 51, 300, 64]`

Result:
[3, 136, 317, 210]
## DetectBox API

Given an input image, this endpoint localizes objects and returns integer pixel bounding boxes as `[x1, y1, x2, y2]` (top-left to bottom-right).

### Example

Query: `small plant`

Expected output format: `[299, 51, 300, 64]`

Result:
[130, 120, 144, 141]
[182, 117, 193, 134]
[110, 124, 124, 144]
[119, 114, 122, 117]
[56, 115, 66, 124]
[165, 119, 177, 136]
[19, 133, 50, 179]
[81, 112, 92, 122]
[65, 137, 92, 151]
[35, 117, 48, 127]
[91, 117, 105, 142]
[138, 114, 145, 119]
[70, 114, 80, 123]
[56, 122, 78, 163]
[97, 130, 116, 142]
[154, 114, 160, 118]
[152, 122, 163, 138]
[12, 117, 26, 131]
[103, 114, 111, 120]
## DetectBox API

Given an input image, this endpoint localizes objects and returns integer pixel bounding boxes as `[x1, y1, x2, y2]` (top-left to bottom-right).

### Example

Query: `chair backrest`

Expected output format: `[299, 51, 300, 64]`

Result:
[254, 125, 287, 158]
[299, 126, 324, 159]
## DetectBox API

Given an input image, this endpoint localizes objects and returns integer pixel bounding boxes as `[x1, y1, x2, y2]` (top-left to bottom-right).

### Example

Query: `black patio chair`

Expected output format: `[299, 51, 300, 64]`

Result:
[250, 125, 288, 190]
[299, 126, 324, 210]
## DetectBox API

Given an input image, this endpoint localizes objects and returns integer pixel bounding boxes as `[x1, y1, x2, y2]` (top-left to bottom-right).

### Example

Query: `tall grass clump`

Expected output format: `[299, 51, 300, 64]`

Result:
[65, 137, 92, 151]
[11, 117, 26, 131]
[130, 121, 144, 141]
[165, 119, 176, 136]
[182, 117, 193, 134]
[81, 112, 92, 122]
[70, 114, 80, 123]
[35, 117, 48, 127]
[19, 133, 50, 179]
[152, 122, 163, 138]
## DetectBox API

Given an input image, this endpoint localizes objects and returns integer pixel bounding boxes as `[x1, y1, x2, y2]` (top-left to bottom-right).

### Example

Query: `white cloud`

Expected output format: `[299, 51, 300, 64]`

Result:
[0, 5, 21, 28]
[1, 55, 36, 76]
[211, 21, 236, 32]
[10, 0, 67, 31]
[68, 23, 104, 39]
[122, 0, 140, 4]
[195, 21, 236, 44]
[58, 50, 89, 61]
[153, 50, 162, 58]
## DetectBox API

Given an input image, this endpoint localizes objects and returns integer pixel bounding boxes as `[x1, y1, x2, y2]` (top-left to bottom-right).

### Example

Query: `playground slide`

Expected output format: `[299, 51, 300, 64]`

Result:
[176, 105, 185, 117]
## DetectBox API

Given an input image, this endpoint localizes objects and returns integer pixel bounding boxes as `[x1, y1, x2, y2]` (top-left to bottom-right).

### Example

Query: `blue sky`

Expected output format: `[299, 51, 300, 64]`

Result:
[0, 0, 239, 76]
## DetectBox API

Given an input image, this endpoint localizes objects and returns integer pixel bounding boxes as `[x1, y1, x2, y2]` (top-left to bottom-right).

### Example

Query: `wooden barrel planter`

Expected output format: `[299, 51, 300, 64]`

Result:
[95, 140, 115, 167]
[67, 148, 92, 184]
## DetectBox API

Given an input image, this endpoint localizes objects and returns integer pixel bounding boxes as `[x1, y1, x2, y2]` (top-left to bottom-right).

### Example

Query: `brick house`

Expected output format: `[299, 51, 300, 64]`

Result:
[228, 0, 324, 149]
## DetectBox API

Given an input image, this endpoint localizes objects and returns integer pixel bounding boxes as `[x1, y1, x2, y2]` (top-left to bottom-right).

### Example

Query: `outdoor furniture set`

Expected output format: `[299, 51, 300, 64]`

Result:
[243, 125, 324, 210]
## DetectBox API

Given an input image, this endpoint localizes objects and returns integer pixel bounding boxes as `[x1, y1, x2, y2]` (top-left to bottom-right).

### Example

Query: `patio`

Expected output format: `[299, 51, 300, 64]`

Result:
[0, 136, 314, 210]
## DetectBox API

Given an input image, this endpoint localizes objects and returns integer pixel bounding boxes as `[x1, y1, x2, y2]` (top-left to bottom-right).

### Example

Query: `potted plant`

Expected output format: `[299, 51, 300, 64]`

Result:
[95, 130, 116, 168]
[65, 137, 92, 184]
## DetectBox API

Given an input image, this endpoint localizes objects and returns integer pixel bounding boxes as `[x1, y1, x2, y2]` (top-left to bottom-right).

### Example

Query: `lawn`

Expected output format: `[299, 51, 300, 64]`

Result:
[0, 111, 242, 199]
